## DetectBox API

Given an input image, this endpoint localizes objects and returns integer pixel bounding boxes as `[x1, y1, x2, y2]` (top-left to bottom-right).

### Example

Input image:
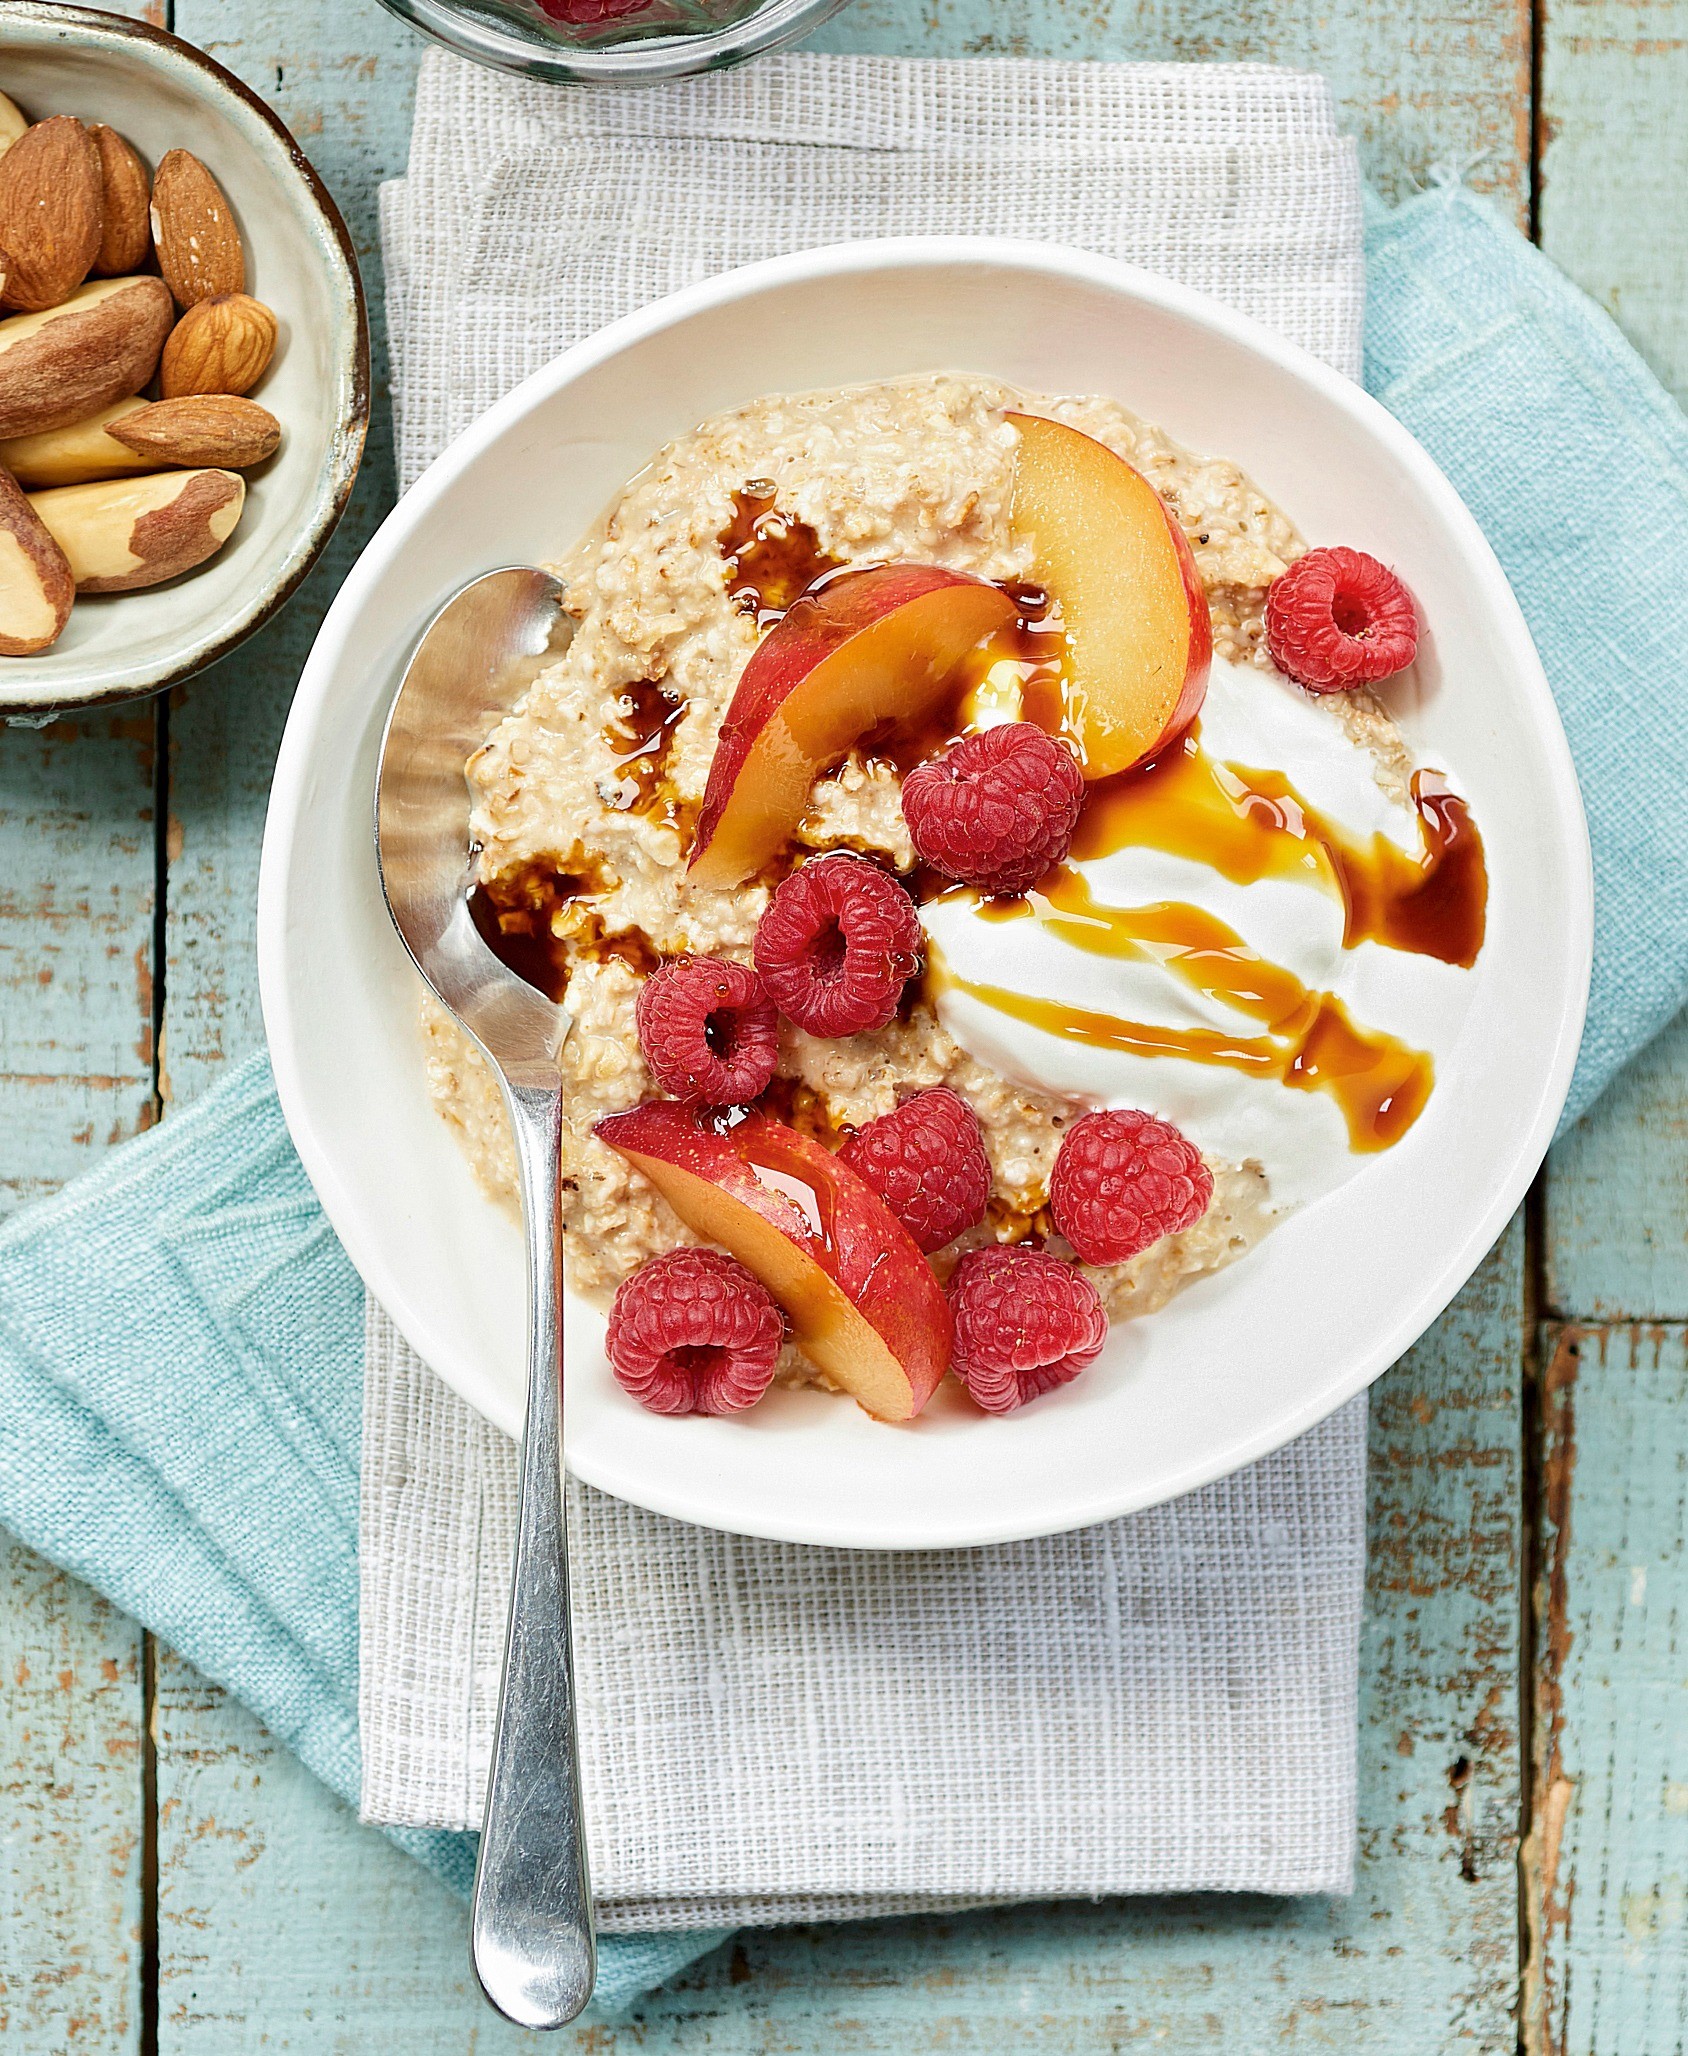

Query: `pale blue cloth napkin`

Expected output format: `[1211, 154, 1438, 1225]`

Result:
[0, 185, 1683, 2016]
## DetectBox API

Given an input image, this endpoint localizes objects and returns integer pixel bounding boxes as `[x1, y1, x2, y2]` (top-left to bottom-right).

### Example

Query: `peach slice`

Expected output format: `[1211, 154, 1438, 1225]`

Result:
[594, 1099, 951, 1422]
[1009, 412, 1211, 779]
[689, 563, 1018, 891]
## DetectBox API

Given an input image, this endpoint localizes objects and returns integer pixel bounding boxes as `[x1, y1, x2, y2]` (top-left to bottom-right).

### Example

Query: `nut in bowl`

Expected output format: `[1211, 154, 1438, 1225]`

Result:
[0, 6, 365, 714]
[261, 241, 1590, 1549]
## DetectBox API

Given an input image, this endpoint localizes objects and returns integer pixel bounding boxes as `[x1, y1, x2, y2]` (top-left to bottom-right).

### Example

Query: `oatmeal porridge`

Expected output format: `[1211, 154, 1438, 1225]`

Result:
[422, 373, 1486, 1421]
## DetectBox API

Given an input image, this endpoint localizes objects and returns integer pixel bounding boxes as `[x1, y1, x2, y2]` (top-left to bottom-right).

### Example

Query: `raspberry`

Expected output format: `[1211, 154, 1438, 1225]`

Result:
[1050, 1108, 1212, 1265]
[837, 1087, 992, 1253]
[901, 721, 1084, 896]
[753, 851, 922, 1038]
[605, 1247, 784, 1415]
[949, 1246, 1108, 1412]
[1265, 546, 1419, 693]
[635, 954, 777, 1105]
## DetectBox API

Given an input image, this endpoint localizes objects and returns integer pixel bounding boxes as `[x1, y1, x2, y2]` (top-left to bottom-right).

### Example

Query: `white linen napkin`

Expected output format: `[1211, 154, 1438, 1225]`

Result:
[362, 49, 1368, 1935]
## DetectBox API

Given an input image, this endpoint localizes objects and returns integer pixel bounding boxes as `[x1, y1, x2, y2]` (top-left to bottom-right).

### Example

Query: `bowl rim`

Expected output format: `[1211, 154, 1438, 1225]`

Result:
[0, 1, 370, 718]
[259, 234, 1593, 1547]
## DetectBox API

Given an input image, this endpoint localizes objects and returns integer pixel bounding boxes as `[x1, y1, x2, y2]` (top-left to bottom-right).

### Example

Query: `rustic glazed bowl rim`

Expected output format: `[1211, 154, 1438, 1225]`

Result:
[0, 3, 369, 719]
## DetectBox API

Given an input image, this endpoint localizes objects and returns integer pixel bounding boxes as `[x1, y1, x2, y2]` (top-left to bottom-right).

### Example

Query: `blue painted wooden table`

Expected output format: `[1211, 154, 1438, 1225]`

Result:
[1, 2, 1684, 2049]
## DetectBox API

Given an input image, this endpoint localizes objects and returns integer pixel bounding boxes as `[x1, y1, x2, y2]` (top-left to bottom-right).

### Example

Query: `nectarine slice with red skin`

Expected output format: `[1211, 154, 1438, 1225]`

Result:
[689, 563, 1018, 891]
[594, 1099, 951, 1422]
[1008, 412, 1212, 779]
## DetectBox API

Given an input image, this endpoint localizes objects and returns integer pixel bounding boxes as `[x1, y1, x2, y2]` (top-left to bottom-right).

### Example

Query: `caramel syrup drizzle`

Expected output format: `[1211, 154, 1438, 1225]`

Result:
[604, 678, 685, 812]
[719, 483, 845, 625]
[942, 868, 1434, 1151]
[468, 857, 656, 1003]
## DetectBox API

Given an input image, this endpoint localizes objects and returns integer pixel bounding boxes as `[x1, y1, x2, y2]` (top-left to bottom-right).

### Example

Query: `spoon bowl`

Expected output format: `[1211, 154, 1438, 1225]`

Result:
[376, 567, 573, 1080]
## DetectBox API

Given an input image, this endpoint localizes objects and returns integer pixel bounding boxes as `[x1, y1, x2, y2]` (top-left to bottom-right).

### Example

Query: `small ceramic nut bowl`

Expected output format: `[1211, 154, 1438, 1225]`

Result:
[0, 3, 367, 720]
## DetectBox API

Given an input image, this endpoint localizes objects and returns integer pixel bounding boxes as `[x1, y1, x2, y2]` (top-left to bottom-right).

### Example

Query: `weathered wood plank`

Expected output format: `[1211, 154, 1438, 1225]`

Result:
[1539, 0, 1688, 1332]
[0, 713, 157, 1215]
[0, 712, 155, 2049]
[0, 517, 156, 2056]
[1534, 18, 1688, 2040]
[1546, 1012, 1688, 1322]
[150, 0, 1534, 2045]
[1527, 1324, 1688, 2056]
[1539, 0, 1688, 408]
[0, 1542, 144, 2055]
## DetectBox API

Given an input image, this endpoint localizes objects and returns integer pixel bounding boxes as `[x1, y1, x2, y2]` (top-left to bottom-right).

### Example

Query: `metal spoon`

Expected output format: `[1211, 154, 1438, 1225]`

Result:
[375, 567, 595, 2028]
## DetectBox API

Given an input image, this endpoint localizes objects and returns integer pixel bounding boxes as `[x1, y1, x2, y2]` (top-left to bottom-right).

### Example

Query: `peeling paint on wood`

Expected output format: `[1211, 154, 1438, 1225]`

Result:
[0, 10, 160, 2038]
[1541, 0, 1688, 406]
[0, 520, 156, 2056]
[1547, 1013, 1688, 1322]
[0, 715, 158, 1213]
[0, 1539, 144, 2054]
[1527, 1327, 1688, 2056]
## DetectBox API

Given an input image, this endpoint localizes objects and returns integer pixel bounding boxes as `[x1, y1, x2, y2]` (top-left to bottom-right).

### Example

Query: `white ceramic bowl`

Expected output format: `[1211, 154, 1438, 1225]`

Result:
[0, 4, 367, 716]
[259, 239, 1591, 1550]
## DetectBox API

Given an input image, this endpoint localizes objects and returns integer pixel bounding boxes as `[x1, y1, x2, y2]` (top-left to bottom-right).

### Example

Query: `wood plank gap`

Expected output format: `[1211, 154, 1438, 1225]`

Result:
[1525, 1322, 1688, 2053]
[1519, 1323, 1573, 2056]
[149, 695, 169, 1121]
[1528, 0, 1545, 242]
[140, 1631, 159, 2056]
[1516, 1170, 1550, 2052]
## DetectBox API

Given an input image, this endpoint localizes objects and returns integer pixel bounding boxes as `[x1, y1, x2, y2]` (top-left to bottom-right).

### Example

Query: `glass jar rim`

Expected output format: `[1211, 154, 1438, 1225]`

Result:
[375, 0, 850, 85]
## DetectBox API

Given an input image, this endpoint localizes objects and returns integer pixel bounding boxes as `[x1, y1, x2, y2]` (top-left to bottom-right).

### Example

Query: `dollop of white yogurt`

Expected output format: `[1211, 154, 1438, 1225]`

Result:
[921, 658, 1477, 1210]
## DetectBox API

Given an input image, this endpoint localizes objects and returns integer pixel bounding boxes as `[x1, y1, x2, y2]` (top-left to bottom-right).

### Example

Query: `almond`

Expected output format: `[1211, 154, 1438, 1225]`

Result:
[89, 125, 151, 277]
[0, 276, 174, 439]
[0, 463, 74, 652]
[150, 148, 243, 308]
[29, 467, 245, 592]
[107, 393, 280, 470]
[0, 116, 102, 314]
[159, 292, 276, 398]
[0, 94, 28, 159]
[0, 397, 157, 489]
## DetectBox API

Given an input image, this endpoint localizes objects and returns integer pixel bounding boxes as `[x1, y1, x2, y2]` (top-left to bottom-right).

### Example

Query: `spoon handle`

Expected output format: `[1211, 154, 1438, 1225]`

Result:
[470, 1078, 595, 2028]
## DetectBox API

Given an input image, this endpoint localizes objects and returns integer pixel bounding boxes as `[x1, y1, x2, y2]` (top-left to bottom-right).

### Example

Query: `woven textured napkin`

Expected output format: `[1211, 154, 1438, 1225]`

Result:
[381, 55, 1361, 485]
[363, 51, 1369, 1933]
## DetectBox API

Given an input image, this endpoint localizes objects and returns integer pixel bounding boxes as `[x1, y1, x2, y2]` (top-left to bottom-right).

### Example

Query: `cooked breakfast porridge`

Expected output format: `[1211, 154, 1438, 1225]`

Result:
[423, 372, 1486, 1421]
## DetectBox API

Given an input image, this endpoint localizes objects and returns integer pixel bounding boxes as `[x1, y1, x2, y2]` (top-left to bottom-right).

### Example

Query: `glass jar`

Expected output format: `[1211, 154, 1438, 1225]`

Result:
[375, 0, 851, 84]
